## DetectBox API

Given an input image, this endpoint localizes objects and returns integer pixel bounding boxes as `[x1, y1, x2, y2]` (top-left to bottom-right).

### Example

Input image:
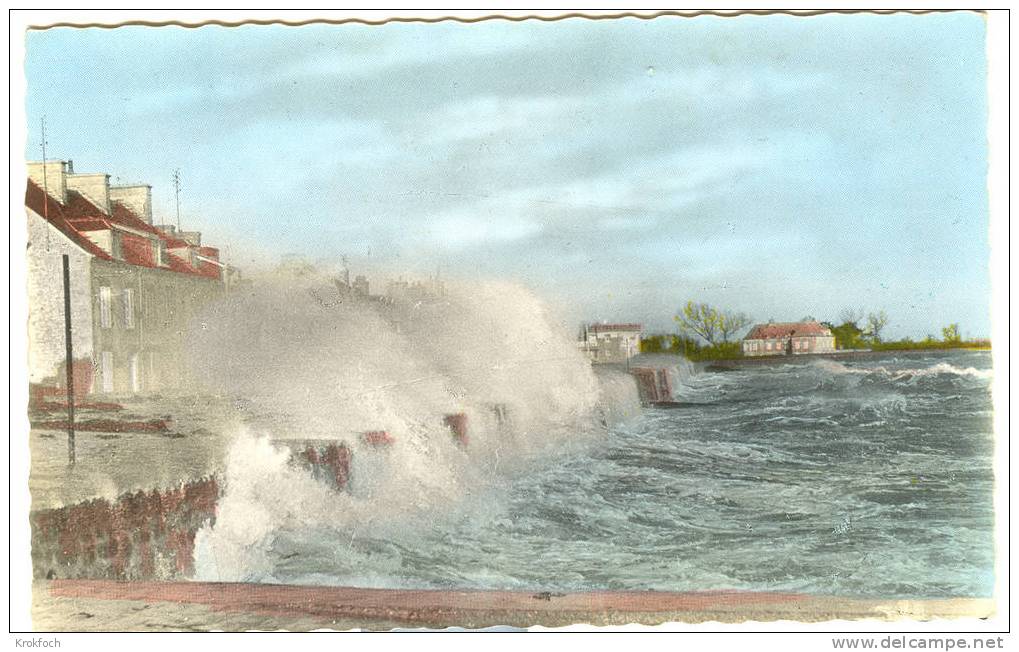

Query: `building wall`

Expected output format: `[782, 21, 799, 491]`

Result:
[89, 260, 226, 396]
[581, 331, 641, 363]
[811, 336, 836, 354]
[742, 335, 837, 357]
[26, 209, 95, 384]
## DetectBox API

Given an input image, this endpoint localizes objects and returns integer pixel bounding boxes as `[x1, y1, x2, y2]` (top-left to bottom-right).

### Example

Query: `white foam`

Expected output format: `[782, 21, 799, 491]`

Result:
[186, 275, 641, 581]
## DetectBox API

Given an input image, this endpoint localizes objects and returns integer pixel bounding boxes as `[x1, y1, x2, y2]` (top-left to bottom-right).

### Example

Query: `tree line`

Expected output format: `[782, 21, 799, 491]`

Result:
[640, 301, 988, 360]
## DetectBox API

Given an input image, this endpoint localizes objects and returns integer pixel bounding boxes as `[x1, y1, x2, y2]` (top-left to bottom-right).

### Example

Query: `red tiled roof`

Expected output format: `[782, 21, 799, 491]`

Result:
[26, 179, 221, 280]
[745, 321, 832, 340]
[166, 252, 198, 274]
[109, 200, 165, 237]
[25, 181, 113, 261]
[590, 323, 643, 332]
[120, 232, 157, 268]
[63, 190, 110, 221]
[69, 218, 110, 232]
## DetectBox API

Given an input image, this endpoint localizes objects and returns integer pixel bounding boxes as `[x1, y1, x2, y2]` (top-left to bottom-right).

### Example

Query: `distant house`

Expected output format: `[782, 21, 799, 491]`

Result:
[578, 323, 642, 363]
[742, 320, 836, 357]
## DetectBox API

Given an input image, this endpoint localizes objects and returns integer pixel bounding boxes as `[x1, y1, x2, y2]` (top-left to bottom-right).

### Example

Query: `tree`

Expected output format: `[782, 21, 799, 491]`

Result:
[831, 322, 865, 350]
[942, 323, 961, 344]
[866, 310, 889, 342]
[674, 301, 721, 345]
[838, 307, 864, 327]
[718, 310, 752, 343]
[675, 302, 753, 345]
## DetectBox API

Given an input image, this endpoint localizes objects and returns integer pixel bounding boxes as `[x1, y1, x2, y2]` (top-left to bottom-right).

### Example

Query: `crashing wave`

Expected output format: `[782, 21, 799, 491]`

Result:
[183, 275, 642, 582]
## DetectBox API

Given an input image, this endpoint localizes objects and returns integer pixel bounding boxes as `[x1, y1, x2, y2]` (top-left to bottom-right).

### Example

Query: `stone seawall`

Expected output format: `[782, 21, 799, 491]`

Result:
[30, 477, 219, 581]
[629, 367, 673, 405]
[30, 440, 357, 581]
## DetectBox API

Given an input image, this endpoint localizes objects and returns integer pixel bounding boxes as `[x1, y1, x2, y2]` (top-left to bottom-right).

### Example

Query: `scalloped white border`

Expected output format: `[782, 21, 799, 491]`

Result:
[6, 4, 1011, 644]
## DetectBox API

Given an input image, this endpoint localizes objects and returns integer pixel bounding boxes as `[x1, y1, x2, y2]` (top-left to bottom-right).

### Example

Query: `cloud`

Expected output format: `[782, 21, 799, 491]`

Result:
[24, 12, 991, 338]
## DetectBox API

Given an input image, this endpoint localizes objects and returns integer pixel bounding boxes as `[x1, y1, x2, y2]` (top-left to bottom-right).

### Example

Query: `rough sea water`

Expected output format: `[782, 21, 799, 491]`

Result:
[187, 280, 994, 600]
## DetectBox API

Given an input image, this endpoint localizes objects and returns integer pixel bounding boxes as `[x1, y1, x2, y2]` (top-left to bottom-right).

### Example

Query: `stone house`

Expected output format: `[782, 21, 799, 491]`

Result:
[26, 160, 230, 397]
[741, 320, 836, 357]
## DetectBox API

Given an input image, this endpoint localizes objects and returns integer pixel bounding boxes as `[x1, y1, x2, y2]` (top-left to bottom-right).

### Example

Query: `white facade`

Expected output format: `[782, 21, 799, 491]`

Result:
[578, 324, 642, 363]
[26, 208, 95, 384]
[741, 321, 837, 357]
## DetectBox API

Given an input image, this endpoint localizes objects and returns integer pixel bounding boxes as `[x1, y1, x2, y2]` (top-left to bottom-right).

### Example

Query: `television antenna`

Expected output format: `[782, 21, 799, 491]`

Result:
[40, 117, 49, 219]
[172, 168, 182, 230]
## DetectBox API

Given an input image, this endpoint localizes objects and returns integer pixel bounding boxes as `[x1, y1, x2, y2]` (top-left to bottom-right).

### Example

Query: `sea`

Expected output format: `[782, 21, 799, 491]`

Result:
[201, 349, 995, 599]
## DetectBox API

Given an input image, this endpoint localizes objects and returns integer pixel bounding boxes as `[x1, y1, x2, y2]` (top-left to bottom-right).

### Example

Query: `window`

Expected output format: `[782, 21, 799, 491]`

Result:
[129, 353, 141, 393]
[99, 286, 112, 328]
[101, 351, 114, 393]
[766, 342, 772, 351]
[123, 288, 135, 329]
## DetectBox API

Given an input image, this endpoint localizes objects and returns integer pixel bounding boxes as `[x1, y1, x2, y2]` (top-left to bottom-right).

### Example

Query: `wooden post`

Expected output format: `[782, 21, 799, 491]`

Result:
[62, 254, 75, 466]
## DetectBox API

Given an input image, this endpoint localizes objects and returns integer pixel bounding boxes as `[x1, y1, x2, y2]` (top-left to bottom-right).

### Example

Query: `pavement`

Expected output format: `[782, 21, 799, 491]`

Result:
[31, 580, 995, 631]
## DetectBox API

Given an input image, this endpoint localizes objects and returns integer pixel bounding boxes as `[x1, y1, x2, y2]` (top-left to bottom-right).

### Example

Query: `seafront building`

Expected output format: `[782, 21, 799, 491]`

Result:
[25, 160, 236, 397]
[577, 323, 643, 363]
[741, 320, 836, 357]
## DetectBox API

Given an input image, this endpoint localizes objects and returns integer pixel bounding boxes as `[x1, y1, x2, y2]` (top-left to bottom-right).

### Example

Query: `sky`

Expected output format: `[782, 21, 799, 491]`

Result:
[23, 11, 992, 338]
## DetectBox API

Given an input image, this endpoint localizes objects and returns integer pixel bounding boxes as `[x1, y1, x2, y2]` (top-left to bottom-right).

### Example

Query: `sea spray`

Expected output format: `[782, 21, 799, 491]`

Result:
[202, 348, 991, 595]
[185, 274, 643, 581]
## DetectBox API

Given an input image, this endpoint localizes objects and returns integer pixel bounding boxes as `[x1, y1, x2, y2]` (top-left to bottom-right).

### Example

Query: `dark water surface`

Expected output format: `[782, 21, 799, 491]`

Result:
[265, 350, 996, 598]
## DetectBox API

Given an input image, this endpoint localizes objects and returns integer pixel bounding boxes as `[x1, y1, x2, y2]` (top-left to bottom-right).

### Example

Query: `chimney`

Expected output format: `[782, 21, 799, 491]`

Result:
[27, 160, 68, 205]
[66, 172, 111, 215]
[109, 184, 153, 224]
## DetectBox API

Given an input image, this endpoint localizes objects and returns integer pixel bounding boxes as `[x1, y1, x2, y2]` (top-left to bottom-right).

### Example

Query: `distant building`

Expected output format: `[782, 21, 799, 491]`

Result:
[385, 275, 446, 304]
[352, 275, 369, 297]
[26, 160, 231, 397]
[578, 323, 642, 363]
[333, 265, 371, 300]
[742, 320, 836, 357]
[275, 253, 317, 278]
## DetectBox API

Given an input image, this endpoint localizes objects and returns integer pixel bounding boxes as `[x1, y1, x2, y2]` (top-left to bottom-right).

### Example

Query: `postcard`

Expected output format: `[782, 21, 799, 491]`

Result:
[12, 8, 1007, 636]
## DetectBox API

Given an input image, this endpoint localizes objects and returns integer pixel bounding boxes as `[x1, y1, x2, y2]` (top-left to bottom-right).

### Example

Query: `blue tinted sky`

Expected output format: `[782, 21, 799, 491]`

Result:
[24, 12, 991, 338]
